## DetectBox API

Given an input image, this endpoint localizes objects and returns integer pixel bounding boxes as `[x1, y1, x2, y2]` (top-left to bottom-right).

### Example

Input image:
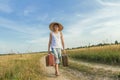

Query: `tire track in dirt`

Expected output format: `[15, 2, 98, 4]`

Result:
[70, 59, 120, 73]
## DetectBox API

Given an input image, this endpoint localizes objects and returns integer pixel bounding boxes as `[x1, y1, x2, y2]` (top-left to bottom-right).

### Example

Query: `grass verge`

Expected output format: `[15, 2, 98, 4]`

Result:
[0, 53, 46, 80]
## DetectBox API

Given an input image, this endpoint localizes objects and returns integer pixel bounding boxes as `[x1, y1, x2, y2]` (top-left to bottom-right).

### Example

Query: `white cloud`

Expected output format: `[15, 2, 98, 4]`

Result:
[0, 17, 49, 53]
[0, 17, 47, 35]
[26, 37, 49, 51]
[0, 41, 28, 54]
[23, 6, 35, 16]
[37, 14, 49, 21]
[0, 3, 13, 13]
[97, 0, 120, 6]
[27, 37, 48, 44]
[62, 0, 120, 48]
[1, 0, 120, 53]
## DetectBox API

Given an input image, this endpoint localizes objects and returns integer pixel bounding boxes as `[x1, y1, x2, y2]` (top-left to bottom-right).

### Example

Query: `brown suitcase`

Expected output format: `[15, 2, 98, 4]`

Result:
[62, 54, 68, 67]
[46, 53, 55, 66]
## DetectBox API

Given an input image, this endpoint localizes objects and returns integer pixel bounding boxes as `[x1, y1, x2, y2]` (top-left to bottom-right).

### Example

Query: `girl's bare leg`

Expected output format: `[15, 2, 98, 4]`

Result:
[55, 64, 59, 76]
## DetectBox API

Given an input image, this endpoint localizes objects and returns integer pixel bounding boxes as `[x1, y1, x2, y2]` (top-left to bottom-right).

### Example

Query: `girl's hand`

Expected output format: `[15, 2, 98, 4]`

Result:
[62, 50, 66, 54]
[48, 50, 51, 54]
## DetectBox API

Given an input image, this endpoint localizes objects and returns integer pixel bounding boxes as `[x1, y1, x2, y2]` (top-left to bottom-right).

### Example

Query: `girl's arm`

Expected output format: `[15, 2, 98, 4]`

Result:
[60, 32, 66, 53]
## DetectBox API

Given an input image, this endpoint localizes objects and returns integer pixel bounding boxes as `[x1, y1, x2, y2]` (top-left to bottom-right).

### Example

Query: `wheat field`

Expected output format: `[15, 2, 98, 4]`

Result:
[0, 45, 120, 80]
[68, 44, 120, 65]
[0, 53, 46, 80]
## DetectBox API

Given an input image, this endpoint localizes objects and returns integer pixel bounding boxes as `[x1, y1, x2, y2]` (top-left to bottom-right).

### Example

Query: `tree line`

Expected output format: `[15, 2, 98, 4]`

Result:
[67, 40, 120, 50]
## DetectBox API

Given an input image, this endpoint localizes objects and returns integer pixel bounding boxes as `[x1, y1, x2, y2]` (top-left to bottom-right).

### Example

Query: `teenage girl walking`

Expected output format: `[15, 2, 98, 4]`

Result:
[48, 22, 65, 76]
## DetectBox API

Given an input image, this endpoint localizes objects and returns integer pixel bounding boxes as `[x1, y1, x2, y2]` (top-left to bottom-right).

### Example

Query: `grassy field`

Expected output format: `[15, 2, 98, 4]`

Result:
[0, 53, 46, 80]
[0, 44, 120, 80]
[67, 60, 120, 79]
[67, 44, 120, 65]
[66, 45, 120, 79]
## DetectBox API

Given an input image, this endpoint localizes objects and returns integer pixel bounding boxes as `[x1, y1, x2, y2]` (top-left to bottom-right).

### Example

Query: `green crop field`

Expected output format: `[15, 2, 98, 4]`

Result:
[68, 44, 120, 65]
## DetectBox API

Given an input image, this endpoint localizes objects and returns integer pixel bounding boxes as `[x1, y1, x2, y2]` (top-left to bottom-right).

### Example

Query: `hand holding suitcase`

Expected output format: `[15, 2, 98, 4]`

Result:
[46, 53, 55, 66]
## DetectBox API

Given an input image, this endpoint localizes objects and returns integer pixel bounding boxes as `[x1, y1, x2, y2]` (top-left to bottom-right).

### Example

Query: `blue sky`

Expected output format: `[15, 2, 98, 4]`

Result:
[0, 0, 120, 54]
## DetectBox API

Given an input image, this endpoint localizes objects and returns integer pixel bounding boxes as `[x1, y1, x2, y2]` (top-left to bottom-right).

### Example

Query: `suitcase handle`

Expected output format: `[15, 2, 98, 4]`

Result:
[48, 52, 53, 55]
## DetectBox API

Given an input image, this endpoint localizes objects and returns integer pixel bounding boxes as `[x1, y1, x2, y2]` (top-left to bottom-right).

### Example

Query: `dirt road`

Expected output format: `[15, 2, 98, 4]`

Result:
[40, 56, 118, 80]
[40, 56, 74, 80]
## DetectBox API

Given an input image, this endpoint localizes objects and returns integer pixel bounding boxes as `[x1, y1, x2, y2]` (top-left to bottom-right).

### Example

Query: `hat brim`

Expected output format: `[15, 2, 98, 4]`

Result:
[49, 22, 63, 31]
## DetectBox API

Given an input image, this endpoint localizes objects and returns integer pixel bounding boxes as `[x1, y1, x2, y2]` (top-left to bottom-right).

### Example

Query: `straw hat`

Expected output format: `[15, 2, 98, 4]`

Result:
[49, 22, 63, 31]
